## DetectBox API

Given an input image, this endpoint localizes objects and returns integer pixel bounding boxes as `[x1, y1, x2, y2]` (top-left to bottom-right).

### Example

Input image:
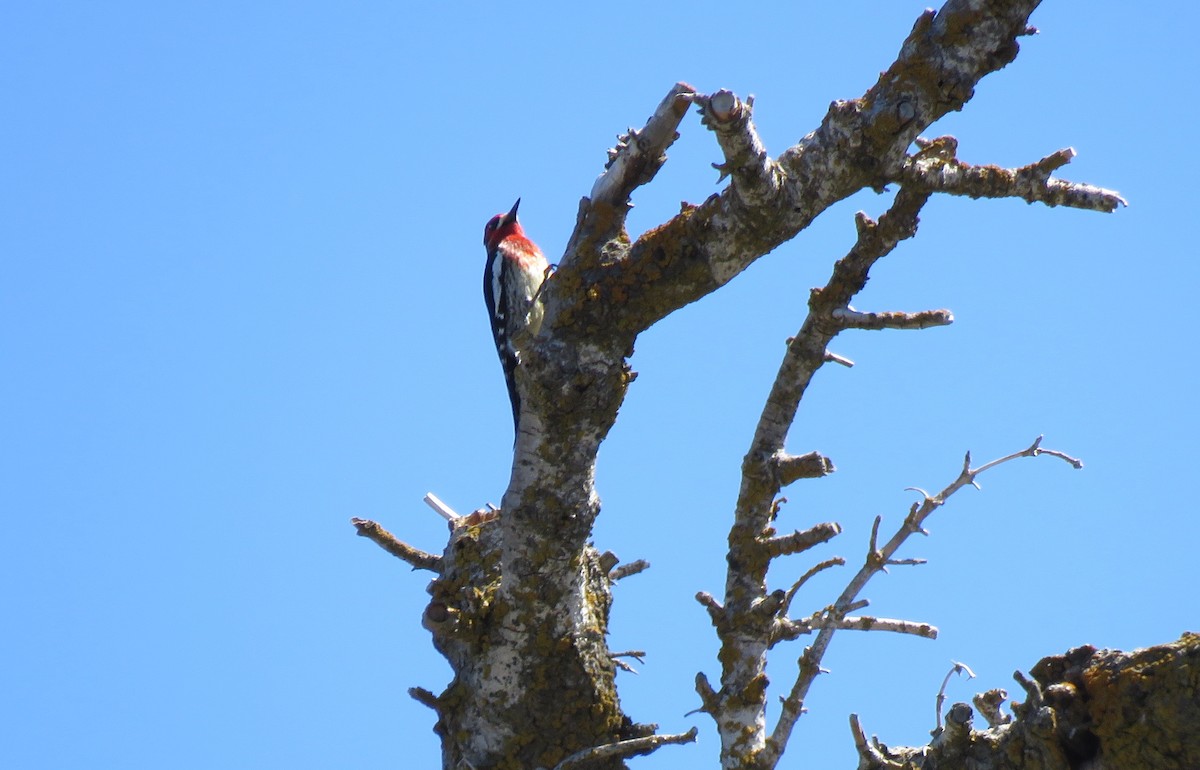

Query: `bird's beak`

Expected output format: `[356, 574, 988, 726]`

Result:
[502, 198, 521, 226]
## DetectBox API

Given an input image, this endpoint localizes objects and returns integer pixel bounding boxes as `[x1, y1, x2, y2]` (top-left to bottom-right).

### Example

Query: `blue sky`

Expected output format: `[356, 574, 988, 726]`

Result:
[3, 2, 1196, 768]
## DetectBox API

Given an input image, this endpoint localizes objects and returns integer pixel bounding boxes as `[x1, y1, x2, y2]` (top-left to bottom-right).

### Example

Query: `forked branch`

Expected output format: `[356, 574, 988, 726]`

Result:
[896, 140, 1127, 212]
[765, 438, 1083, 766]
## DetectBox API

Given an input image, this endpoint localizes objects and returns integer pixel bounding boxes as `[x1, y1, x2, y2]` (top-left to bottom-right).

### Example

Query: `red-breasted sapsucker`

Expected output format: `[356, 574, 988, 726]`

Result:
[483, 198, 550, 434]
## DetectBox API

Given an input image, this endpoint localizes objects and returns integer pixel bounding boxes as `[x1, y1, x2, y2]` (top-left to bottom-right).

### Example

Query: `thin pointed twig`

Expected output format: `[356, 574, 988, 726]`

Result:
[781, 557, 846, 616]
[849, 714, 905, 769]
[423, 492, 458, 521]
[351, 518, 441, 572]
[549, 727, 698, 770]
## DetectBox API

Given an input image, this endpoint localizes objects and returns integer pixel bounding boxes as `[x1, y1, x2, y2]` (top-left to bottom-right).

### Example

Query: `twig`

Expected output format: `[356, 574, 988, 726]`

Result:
[609, 649, 646, 674]
[1013, 669, 1044, 709]
[765, 522, 842, 558]
[776, 451, 836, 485]
[781, 557, 845, 616]
[831, 306, 954, 331]
[972, 436, 1083, 474]
[897, 144, 1127, 213]
[610, 650, 646, 662]
[839, 616, 937, 638]
[935, 661, 976, 731]
[610, 559, 650, 581]
[849, 714, 905, 770]
[767, 437, 1082, 761]
[774, 614, 937, 645]
[409, 686, 440, 712]
[350, 518, 441, 572]
[548, 727, 698, 770]
[695, 591, 725, 628]
[423, 492, 458, 521]
[692, 672, 719, 715]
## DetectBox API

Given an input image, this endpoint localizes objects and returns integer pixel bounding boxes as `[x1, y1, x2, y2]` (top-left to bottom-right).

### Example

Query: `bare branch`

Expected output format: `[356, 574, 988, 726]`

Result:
[610, 649, 646, 674]
[841, 616, 938, 638]
[897, 145, 1127, 213]
[610, 650, 646, 663]
[823, 351, 855, 368]
[831, 306, 954, 331]
[695, 591, 725, 627]
[694, 89, 782, 206]
[935, 661, 976, 731]
[1030, 446, 1085, 469]
[611, 658, 636, 674]
[594, 0, 1115, 340]
[693, 672, 719, 715]
[1013, 669, 1044, 709]
[781, 557, 846, 616]
[549, 727, 698, 770]
[423, 492, 458, 521]
[887, 557, 927, 567]
[776, 450, 836, 485]
[766, 438, 1082, 763]
[590, 82, 696, 208]
[754, 185, 935, 463]
[868, 515, 883, 557]
[350, 518, 441, 573]
[609, 558, 650, 582]
[774, 614, 938, 645]
[850, 714, 906, 770]
[765, 522, 842, 558]
[973, 435, 1083, 474]
[715, 186, 934, 769]
[409, 686, 440, 712]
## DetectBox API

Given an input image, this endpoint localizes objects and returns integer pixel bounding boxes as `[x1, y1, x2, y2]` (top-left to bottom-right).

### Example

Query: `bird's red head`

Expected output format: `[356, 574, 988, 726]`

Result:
[484, 198, 526, 252]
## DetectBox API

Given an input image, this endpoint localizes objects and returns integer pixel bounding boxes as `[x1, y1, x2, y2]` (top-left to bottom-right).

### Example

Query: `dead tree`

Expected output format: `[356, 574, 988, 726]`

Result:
[353, 2, 1132, 768]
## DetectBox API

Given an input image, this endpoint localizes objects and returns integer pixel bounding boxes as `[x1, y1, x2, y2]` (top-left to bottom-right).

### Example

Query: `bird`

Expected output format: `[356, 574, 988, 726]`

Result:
[483, 198, 550, 435]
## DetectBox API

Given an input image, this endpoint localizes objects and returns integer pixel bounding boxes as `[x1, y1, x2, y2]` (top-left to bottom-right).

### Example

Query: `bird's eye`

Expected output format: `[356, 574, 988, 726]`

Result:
[484, 214, 503, 244]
